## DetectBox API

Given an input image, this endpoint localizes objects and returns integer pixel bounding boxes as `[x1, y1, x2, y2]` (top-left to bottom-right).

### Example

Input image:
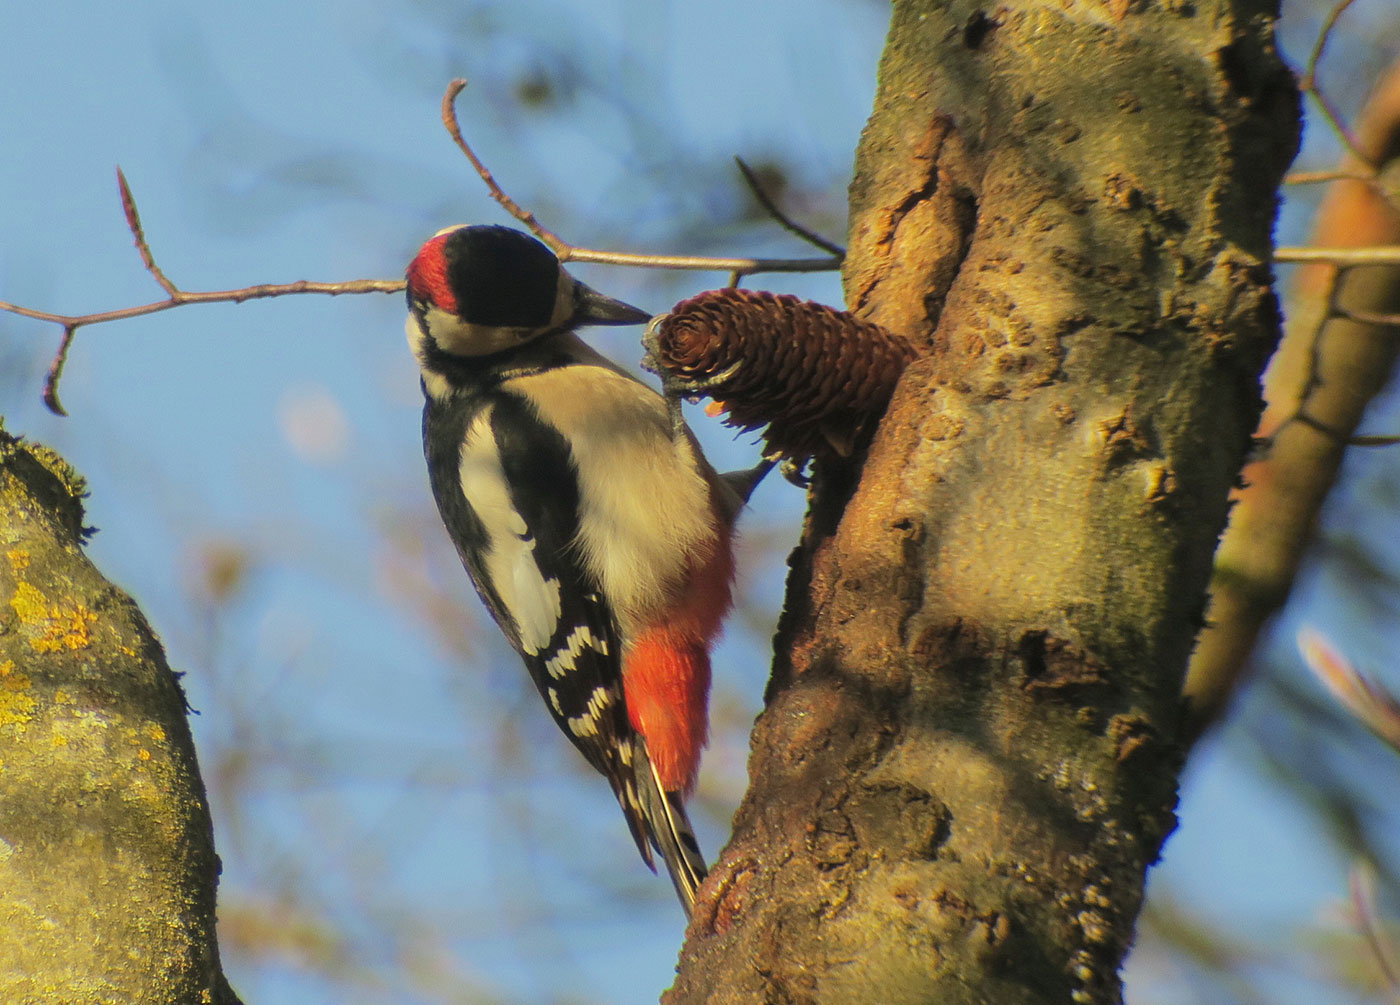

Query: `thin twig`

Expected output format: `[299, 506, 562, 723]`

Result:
[733, 156, 845, 256]
[564, 246, 840, 274]
[1348, 433, 1400, 446]
[0, 279, 405, 330]
[42, 326, 77, 417]
[117, 167, 177, 296]
[0, 171, 405, 414]
[1276, 246, 1400, 266]
[1284, 168, 1377, 185]
[1339, 306, 1400, 326]
[439, 79, 564, 252]
[439, 79, 842, 279]
[1300, 0, 1372, 166]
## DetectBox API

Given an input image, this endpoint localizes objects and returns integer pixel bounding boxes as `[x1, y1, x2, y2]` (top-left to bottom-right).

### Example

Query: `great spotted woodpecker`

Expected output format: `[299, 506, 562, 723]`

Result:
[404, 225, 764, 915]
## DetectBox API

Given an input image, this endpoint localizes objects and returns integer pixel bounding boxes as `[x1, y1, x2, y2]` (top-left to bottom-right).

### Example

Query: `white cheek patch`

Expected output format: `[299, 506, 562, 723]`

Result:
[424, 304, 532, 358]
[458, 407, 562, 654]
[406, 314, 451, 401]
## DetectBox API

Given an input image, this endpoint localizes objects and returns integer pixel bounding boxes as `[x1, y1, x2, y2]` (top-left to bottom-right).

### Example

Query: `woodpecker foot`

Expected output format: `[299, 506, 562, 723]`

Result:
[779, 457, 810, 488]
[664, 358, 744, 396]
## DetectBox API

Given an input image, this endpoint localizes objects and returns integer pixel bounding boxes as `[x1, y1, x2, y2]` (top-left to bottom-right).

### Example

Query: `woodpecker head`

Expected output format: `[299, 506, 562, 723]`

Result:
[405, 225, 649, 368]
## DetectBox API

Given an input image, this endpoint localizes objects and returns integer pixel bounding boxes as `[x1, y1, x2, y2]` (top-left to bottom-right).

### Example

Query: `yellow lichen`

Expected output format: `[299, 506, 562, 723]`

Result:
[10, 581, 48, 623]
[9, 581, 96, 653]
[144, 723, 166, 743]
[137, 748, 151, 761]
[6, 549, 30, 571]
[0, 660, 37, 728]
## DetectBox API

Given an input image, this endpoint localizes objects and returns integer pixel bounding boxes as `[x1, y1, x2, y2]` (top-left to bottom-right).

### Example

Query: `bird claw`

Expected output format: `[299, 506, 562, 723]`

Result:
[778, 457, 810, 488]
[662, 358, 743, 396]
[643, 314, 746, 439]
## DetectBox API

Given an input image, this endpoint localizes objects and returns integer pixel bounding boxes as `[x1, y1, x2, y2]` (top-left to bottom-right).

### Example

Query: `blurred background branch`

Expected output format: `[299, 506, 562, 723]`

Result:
[1186, 48, 1400, 736]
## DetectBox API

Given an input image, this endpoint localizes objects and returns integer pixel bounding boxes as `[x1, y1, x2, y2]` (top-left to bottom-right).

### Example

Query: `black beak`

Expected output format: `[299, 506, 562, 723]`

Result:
[573, 281, 651, 327]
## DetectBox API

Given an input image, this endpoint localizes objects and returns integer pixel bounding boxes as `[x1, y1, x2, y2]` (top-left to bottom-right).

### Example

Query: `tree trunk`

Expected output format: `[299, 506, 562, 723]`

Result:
[0, 427, 240, 1004]
[671, 0, 1298, 1001]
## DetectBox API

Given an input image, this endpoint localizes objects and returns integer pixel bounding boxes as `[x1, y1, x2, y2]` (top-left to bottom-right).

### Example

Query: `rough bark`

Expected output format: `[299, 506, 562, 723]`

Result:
[0, 427, 241, 1005]
[671, 0, 1297, 1002]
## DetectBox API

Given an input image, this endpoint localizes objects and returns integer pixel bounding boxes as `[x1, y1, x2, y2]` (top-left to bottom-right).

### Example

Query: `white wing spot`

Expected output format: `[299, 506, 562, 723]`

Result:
[545, 625, 607, 679]
[459, 407, 561, 655]
[567, 685, 615, 738]
[586, 686, 613, 720]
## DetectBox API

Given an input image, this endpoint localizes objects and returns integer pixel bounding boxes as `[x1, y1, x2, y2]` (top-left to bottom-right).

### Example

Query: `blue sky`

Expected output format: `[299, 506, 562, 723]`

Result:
[2, 1, 1397, 1002]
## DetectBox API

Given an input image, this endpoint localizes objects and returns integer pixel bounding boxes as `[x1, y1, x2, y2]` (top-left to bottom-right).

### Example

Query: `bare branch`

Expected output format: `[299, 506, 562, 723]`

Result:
[2, 81, 845, 414]
[0, 169, 405, 414]
[733, 157, 845, 256]
[438, 79, 842, 280]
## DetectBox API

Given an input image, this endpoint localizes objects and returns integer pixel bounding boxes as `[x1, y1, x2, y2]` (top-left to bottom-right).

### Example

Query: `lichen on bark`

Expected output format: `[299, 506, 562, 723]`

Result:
[0, 425, 241, 1005]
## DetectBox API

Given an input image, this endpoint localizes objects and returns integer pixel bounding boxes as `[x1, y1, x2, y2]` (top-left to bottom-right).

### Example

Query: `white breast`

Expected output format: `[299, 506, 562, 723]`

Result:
[507, 345, 718, 637]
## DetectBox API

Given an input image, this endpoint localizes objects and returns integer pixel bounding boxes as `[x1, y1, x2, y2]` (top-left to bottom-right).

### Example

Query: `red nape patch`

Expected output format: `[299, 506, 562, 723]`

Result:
[624, 630, 712, 795]
[405, 232, 457, 313]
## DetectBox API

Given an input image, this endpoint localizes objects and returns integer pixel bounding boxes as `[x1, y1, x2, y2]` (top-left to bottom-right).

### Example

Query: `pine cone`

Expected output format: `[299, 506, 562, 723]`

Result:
[643, 288, 917, 463]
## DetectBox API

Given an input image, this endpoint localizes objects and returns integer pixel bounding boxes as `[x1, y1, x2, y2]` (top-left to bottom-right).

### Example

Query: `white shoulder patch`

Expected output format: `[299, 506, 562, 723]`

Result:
[459, 407, 562, 654]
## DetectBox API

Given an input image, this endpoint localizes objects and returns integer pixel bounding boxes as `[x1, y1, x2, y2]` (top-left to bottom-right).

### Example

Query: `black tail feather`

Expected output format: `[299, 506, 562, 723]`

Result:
[616, 741, 708, 917]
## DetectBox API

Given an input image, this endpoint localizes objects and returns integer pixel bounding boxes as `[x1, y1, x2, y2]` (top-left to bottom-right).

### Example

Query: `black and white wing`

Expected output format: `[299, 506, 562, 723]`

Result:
[423, 387, 706, 911]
